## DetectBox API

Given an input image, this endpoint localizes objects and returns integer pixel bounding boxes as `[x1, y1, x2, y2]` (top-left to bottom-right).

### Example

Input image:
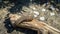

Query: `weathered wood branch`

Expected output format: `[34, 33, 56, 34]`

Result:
[9, 14, 60, 34]
[16, 19, 60, 33]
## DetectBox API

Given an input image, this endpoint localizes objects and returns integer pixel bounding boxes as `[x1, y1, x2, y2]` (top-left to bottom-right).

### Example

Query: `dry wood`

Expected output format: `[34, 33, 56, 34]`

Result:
[9, 14, 60, 34]
[15, 19, 60, 33]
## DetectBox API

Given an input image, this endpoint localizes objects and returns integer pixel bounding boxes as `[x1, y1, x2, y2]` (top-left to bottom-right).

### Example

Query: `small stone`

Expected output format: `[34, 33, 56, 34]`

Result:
[56, 8, 59, 11]
[30, 6, 36, 10]
[40, 17, 45, 21]
[50, 6, 55, 10]
[42, 8, 46, 12]
[34, 15, 38, 17]
[34, 11, 39, 15]
[32, 7, 36, 10]
[50, 12, 55, 16]
[42, 3, 46, 7]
